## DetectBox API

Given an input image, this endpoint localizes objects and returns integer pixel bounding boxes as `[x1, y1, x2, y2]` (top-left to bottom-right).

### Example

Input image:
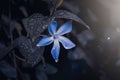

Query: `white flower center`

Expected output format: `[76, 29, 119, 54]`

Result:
[53, 34, 59, 40]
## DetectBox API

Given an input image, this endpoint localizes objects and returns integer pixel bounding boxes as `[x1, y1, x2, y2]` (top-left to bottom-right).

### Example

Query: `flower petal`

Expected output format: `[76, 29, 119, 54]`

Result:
[36, 36, 53, 46]
[51, 40, 60, 62]
[48, 21, 57, 35]
[58, 36, 75, 49]
[57, 21, 72, 35]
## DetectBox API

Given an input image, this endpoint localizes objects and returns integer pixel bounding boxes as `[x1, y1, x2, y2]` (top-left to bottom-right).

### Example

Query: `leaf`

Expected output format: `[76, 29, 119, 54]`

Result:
[62, 1, 80, 14]
[68, 47, 93, 67]
[1, 15, 11, 38]
[1, 14, 19, 38]
[53, 10, 90, 29]
[36, 72, 48, 80]
[67, 47, 86, 60]
[36, 64, 57, 74]
[77, 30, 95, 46]
[42, 0, 53, 4]
[1, 14, 16, 31]
[1, 15, 10, 26]
[19, 6, 28, 17]
[23, 73, 31, 80]
[15, 36, 44, 67]
[0, 43, 9, 60]
[0, 61, 17, 78]
[22, 13, 51, 40]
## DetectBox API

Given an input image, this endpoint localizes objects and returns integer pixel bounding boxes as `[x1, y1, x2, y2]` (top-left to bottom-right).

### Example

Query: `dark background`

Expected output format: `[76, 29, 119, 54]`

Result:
[0, 0, 120, 80]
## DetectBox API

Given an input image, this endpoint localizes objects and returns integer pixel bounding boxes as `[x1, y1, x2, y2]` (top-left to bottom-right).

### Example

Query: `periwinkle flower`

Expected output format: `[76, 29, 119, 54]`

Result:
[37, 21, 75, 62]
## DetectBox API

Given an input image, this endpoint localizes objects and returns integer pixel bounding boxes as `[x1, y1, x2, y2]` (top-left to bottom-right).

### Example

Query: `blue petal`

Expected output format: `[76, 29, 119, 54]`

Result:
[48, 21, 57, 35]
[57, 21, 72, 35]
[36, 36, 53, 46]
[58, 36, 75, 49]
[51, 40, 60, 62]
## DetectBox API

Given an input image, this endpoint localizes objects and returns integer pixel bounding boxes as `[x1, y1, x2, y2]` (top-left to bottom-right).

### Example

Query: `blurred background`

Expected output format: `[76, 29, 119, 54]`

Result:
[0, 0, 120, 80]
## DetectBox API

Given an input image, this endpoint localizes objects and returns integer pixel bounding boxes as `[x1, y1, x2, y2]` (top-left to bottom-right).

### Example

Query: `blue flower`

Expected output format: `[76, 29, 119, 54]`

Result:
[36, 21, 75, 62]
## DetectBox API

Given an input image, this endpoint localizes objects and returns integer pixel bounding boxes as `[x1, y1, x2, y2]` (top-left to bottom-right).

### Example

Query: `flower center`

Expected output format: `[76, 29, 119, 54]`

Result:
[53, 34, 59, 40]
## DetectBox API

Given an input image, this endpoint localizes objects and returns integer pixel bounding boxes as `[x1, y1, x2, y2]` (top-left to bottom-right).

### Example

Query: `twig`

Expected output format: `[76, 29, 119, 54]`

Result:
[37, 34, 48, 37]
[14, 54, 26, 62]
